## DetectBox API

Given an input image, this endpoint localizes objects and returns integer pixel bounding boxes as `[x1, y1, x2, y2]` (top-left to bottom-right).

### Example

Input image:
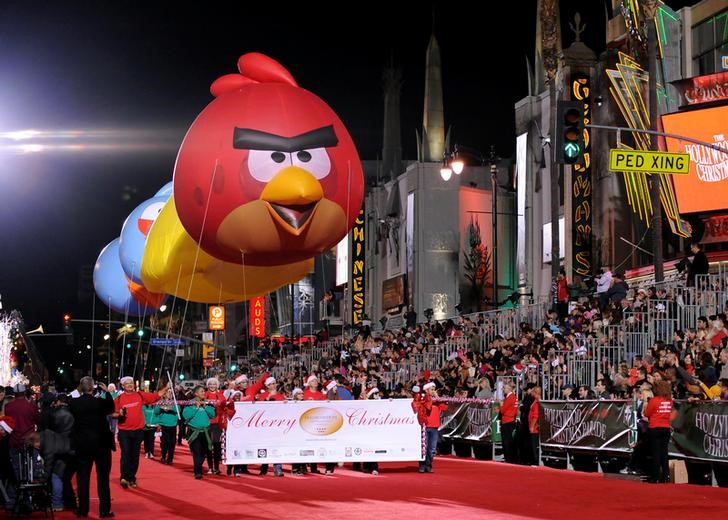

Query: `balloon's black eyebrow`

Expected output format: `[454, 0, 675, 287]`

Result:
[233, 125, 338, 152]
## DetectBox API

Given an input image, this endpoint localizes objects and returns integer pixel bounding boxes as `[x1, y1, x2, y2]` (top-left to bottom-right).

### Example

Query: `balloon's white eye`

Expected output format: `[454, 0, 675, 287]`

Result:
[140, 201, 165, 223]
[248, 149, 291, 182]
[293, 148, 330, 179]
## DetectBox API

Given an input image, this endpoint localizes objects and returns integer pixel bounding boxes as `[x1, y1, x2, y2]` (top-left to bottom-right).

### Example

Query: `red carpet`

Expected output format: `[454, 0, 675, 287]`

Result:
[49, 443, 728, 520]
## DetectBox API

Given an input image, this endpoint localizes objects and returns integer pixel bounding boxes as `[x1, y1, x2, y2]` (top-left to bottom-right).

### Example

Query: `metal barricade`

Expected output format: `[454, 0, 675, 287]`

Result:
[567, 357, 598, 390]
[648, 298, 678, 345]
[439, 337, 467, 366]
[597, 344, 625, 375]
[540, 369, 568, 400]
[673, 286, 702, 332]
[622, 311, 649, 362]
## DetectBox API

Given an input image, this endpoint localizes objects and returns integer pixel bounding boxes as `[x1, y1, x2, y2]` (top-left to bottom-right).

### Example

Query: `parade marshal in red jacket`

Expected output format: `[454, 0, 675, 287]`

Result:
[113, 377, 168, 488]
[412, 382, 448, 473]
[498, 382, 518, 464]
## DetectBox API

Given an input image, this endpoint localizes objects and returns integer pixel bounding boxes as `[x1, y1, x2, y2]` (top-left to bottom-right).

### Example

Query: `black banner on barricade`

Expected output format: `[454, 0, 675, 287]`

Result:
[539, 400, 632, 452]
[539, 400, 728, 462]
[439, 402, 493, 443]
[671, 401, 728, 462]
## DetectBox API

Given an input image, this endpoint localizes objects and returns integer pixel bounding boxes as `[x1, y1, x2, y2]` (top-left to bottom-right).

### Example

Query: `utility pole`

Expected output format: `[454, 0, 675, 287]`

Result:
[541, 0, 561, 289]
[490, 146, 499, 307]
[645, 0, 663, 282]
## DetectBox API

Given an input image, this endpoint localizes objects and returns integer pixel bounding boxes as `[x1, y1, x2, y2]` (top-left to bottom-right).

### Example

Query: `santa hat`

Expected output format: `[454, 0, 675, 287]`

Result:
[305, 375, 318, 385]
[230, 390, 243, 400]
[367, 388, 380, 399]
[292, 387, 303, 396]
[234, 375, 248, 385]
[423, 382, 436, 391]
[119, 376, 134, 386]
[0, 415, 16, 434]
[206, 377, 219, 388]
[264, 376, 277, 386]
[325, 380, 337, 392]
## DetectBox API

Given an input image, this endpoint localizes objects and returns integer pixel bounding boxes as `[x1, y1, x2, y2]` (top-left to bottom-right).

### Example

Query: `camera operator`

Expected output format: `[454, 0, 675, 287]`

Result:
[685, 242, 709, 288]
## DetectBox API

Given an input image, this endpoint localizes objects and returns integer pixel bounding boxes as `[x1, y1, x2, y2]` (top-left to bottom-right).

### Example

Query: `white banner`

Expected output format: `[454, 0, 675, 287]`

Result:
[223, 399, 423, 464]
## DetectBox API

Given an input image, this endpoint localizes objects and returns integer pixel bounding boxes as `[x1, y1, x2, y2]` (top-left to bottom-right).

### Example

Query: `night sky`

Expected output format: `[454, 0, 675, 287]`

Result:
[0, 1, 690, 342]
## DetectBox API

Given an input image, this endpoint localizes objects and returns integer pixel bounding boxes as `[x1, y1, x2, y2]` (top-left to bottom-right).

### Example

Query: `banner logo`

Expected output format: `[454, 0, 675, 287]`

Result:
[299, 407, 344, 436]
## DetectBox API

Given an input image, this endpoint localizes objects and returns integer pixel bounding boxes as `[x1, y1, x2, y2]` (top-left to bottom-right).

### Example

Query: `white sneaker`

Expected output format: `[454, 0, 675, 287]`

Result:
[207, 469, 214, 474]
[371, 470, 378, 475]
[325, 470, 333, 475]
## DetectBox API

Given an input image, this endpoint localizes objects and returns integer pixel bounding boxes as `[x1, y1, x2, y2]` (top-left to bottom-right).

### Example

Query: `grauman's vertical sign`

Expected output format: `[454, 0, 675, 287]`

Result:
[351, 206, 365, 325]
[572, 73, 592, 277]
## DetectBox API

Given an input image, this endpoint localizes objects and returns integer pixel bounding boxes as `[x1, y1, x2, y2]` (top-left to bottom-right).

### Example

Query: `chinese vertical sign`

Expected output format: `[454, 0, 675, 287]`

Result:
[351, 206, 365, 325]
[571, 73, 592, 276]
[249, 296, 265, 338]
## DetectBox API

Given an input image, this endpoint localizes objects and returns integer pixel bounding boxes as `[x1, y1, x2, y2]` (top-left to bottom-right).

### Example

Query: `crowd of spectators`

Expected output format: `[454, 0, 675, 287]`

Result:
[3, 268, 728, 512]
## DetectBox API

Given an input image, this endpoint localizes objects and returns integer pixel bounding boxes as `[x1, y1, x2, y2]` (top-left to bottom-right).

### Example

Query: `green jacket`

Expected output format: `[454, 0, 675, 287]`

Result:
[143, 405, 157, 428]
[153, 403, 179, 427]
[182, 403, 215, 429]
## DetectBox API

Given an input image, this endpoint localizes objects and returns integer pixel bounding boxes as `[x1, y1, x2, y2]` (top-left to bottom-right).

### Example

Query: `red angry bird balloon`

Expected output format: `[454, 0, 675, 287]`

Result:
[173, 53, 364, 266]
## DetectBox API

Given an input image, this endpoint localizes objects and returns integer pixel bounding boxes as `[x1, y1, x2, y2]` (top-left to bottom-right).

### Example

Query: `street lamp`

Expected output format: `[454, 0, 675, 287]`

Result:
[442, 144, 501, 308]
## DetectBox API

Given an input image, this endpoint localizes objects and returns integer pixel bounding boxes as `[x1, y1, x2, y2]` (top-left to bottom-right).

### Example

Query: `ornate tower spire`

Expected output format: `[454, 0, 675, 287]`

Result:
[422, 33, 445, 162]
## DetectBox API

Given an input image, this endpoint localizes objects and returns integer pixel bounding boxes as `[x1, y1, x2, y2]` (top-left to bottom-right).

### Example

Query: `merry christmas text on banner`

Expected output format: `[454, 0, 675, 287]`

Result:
[223, 399, 422, 464]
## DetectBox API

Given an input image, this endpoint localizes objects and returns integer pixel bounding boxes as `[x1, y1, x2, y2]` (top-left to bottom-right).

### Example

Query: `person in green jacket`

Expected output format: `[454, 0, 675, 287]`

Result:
[183, 385, 215, 479]
[142, 405, 157, 459]
[153, 388, 179, 465]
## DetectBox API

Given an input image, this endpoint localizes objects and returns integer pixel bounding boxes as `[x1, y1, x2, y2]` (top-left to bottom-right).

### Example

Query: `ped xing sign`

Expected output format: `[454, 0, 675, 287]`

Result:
[609, 149, 690, 174]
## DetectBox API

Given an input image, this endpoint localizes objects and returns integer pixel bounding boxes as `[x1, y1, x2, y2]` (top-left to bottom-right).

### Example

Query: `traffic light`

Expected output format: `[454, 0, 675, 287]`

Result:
[555, 100, 584, 164]
[137, 328, 145, 338]
[63, 313, 74, 346]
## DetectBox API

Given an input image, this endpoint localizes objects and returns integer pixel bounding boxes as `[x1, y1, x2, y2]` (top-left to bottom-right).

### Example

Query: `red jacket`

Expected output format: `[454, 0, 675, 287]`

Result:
[5, 398, 40, 450]
[528, 398, 539, 434]
[204, 389, 226, 425]
[303, 388, 326, 401]
[424, 401, 447, 428]
[115, 391, 161, 431]
[411, 396, 447, 428]
[257, 391, 285, 402]
[500, 392, 518, 424]
[242, 372, 269, 399]
[557, 278, 569, 302]
[644, 396, 674, 429]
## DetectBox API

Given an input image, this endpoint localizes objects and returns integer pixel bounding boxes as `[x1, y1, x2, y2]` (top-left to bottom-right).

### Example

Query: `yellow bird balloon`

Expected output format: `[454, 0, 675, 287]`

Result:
[141, 197, 313, 303]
